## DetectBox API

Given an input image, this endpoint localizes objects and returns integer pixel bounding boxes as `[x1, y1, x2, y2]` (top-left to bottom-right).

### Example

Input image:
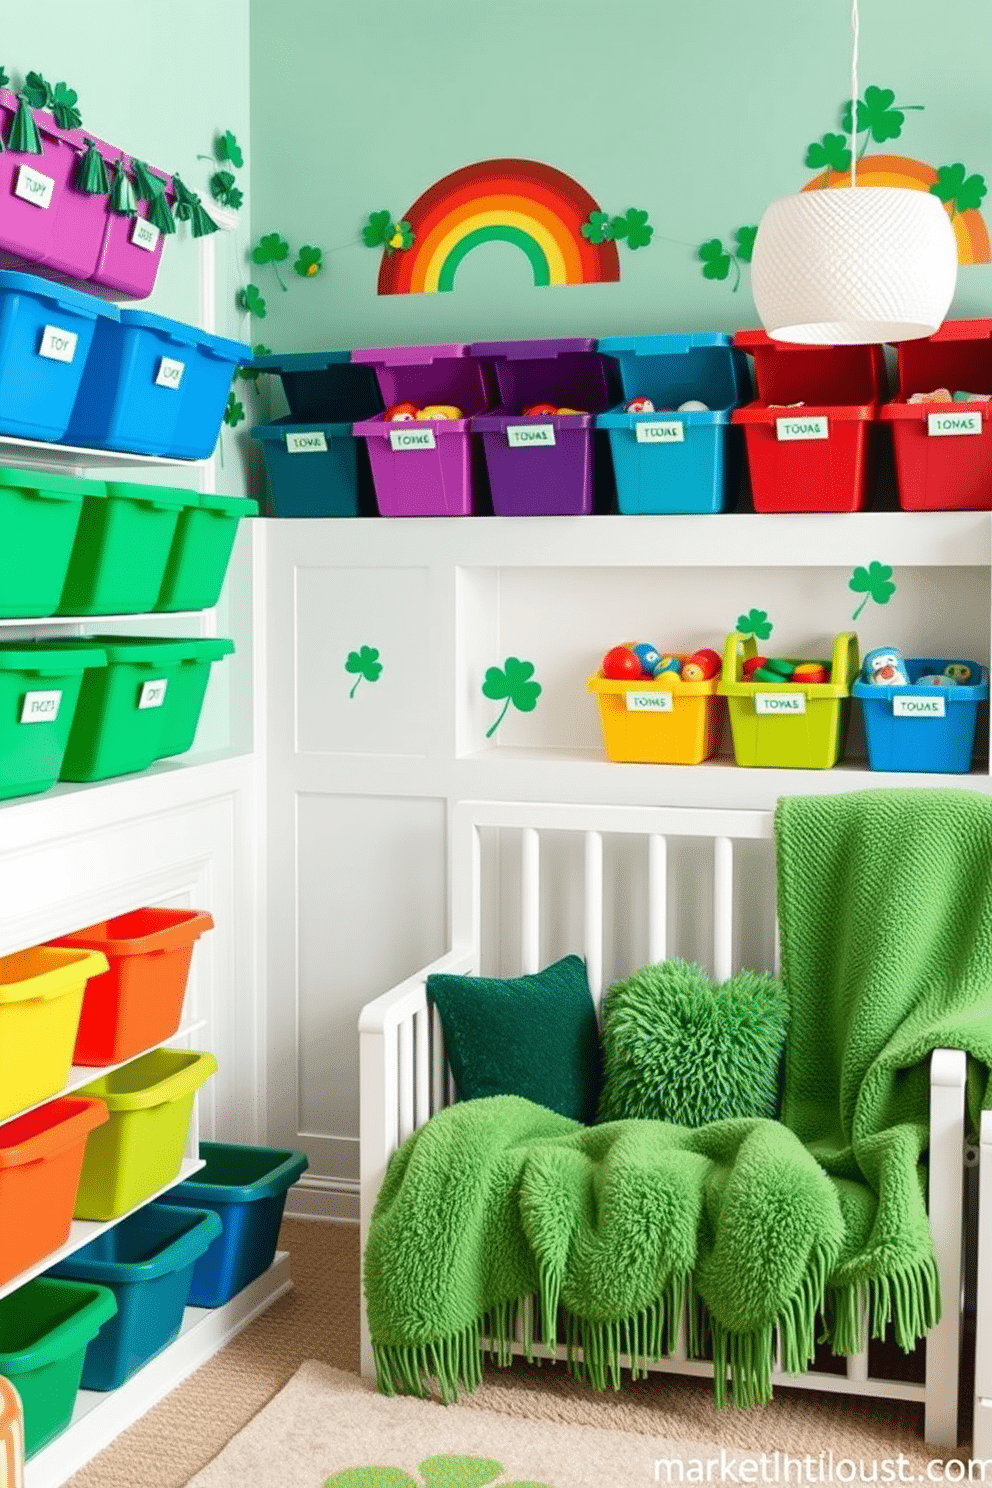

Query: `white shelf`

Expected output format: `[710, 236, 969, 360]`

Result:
[0, 1157, 207, 1304]
[0, 434, 205, 472]
[0, 611, 210, 630]
[23, 1251, 292, 1488]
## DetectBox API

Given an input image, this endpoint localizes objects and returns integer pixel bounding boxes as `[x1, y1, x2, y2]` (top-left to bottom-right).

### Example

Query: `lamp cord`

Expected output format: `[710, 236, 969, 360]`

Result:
[850, 0, 859, 188]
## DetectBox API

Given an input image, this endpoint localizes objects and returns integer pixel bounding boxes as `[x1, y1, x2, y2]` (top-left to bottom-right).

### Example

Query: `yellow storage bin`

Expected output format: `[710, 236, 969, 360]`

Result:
[74, 1048, 217, 1221]
[0, 948, 109, 1122]
[587, 660, 722, 764]
[717, 631, 859, 769]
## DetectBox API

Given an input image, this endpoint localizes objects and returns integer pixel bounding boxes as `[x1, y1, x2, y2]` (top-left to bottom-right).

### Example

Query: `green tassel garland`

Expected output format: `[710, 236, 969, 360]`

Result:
[109, 159, 136, 216]
[76, 138, 108, 195]
[8, 97, 42, 154]
[189, 198, 219, 238]
[147, 191, 176, 234]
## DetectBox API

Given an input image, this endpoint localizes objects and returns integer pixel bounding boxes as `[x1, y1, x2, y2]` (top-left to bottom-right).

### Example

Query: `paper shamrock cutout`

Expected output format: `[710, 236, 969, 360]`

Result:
[697, 226, 757, 290]
[216, 129, 243, 168]
[211, 171, 244, 210]
[387, 220, 414, 253]
[805, 132, 852, 175]
[840, 85, 918, 146]
[581, 208, 653, 249]
[223, 393, 245, 428]
[482, 657, 542, 738]
[50, 81, 81, 130]
[294, 245, 323, 277]
[363, 211, 414, 254]
[323, 1453, 552, 1487]
[21, 71, 52, 110]
[931, 163, 987, 216]
[253, 232, 291, 290]
[237, 344, 272, 383]
[0, 68, 8, 90]
[238, 284, 267, 319]
[849, 561, 896, 621]
[736, 608, 773, 641]
[346, 646, 382, 698]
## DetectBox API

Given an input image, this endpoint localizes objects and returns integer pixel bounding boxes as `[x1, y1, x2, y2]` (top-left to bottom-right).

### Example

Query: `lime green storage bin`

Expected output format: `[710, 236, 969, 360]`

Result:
[0, 1277, 116, 1458]
[0, 468, 105, 619]
[0, 643, 107, 800]
[58, 481, 199, 616]
[156, 494, 258, 612]
[58, 637, 195, 782]
[717, 631, 860, 769]
[74, 1049, 218, 1221]
[84, 634, 235, 759]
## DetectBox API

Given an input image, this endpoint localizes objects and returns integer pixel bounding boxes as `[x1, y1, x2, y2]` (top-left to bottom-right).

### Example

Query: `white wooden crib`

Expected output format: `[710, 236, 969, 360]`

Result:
[359, 798, 985, 1450]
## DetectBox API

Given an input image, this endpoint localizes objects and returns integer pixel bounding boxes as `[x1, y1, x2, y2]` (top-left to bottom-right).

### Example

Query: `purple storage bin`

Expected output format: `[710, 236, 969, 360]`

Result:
[45, 132, 124, 284]
[92, 158, 173, 299]
[470, 339, 613, 515]
[352, 344, 493, 516]
[0, 89, 79, 269]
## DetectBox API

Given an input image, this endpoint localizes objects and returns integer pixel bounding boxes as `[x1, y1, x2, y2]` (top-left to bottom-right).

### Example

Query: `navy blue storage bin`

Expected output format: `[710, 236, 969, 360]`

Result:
[0, 271, 120, 442]
[250, 352, 383, 517]
[46, 1203, 221, 1390]
[596, 333, 749, 514]
[853, 658, 989, 774]
[157, 1142, 308, 1306]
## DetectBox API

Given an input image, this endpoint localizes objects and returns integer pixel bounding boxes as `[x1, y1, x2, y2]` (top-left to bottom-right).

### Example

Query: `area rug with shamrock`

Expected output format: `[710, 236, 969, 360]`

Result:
[181, 1361, 754, 1488]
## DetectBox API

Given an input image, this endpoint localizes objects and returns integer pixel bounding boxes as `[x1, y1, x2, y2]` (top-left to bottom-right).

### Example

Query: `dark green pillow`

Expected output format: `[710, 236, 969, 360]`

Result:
[427, 954, 601, 1123]
[597, 958, 788, 1127]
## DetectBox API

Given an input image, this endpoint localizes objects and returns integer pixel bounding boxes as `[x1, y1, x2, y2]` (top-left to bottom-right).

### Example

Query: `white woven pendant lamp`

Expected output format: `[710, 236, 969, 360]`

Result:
[750, 0, 958, 344]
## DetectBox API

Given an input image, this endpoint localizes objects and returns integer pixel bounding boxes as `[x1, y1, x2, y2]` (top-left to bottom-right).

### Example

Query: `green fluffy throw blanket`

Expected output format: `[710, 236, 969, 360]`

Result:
[365, 788, 992, 1406]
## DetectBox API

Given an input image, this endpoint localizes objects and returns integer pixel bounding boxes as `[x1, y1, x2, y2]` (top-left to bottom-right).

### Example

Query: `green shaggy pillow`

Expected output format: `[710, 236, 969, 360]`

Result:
[597, 958, 788, 1127]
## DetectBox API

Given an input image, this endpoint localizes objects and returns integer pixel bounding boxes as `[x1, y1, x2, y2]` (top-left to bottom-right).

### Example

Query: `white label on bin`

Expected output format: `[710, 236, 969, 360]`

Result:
[138, 678, 168, 710]
[131, 217, 161, 253]
[893, 694, 946, 718]
[38, 325, 78, 363]
[20, 689, 62, 724]
[625, 690, 674, 713]
[286, 431, 328, 454]
[389, 428, 436, 452]
[155, 357, 186, 390]
[14, 165, 55, 210]
[636, 420, 684, 444]
[507, 423, 555, 448]
[755, 691, 806, 715]
[927, 412, 982, 437]
[776, 416, 829, 441]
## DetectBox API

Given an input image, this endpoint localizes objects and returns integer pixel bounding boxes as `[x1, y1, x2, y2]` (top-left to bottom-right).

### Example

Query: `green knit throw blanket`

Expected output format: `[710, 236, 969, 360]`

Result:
[365, 788, 992, 1407]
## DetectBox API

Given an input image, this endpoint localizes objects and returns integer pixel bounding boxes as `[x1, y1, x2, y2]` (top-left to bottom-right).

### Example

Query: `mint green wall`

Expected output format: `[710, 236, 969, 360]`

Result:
[249, 0, 992, 354]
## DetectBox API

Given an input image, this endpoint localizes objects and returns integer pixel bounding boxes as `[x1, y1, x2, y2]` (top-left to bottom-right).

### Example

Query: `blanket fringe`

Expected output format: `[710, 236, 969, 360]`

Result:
[827, 1255, 941, 1356]
[710, 1244, 831, 1408]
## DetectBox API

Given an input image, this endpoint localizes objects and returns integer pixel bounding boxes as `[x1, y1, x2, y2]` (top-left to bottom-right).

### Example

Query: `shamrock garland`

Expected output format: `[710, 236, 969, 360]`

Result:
[363, 210, 415, 255]
[238, 234, 325, 319]
[223, 392, 245, 429]
[581, 207, 653, 250]
[237, 344, 272, 383]
[204, 128, 245, 210]
[295, 245, 323, 277]
[482, 658, 542, 739]
[697, 226, 756, 290]
[253, 232, 290, 291]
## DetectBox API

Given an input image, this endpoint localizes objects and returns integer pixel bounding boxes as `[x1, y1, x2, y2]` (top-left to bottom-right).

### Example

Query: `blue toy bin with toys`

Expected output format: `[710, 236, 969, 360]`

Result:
[596, 333, 750, 514]
[853, 658, 989, 774]
[157, 1142, 308, 1306]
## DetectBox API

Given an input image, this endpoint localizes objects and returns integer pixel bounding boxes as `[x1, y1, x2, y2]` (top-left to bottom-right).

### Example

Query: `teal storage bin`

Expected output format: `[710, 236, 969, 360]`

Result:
[0, 642, 107, 800]
[0, 272, 120, 442]
[158, 1142, 308, 1306]
[156, 494, 259, 611]
[853, 658, 989, 774]
[596, 333, 750, 514]
[47, 1203, 222, 1391]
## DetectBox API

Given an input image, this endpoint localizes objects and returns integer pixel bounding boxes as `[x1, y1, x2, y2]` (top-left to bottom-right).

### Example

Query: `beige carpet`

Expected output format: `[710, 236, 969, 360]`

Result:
[64, 1218, 966, 1488]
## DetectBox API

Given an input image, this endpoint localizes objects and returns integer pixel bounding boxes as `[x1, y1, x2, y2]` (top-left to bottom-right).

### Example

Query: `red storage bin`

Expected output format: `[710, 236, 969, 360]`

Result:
[879, 320, 992, 511]
[0, 1098, 107, 1286]
[732, 332, 886, 513]
[49, 908, 214, 1066]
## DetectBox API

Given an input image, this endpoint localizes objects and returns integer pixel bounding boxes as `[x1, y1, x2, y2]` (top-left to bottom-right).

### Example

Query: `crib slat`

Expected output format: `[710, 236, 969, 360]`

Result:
[585, 831, 604, 1011]
[414, 1006, 430, 1127]
[713, 836, 733, 981]
[648, 834, 667, 965]
[398, 1019, 414, 1141]
[430, 1003, 446, 1115]
[521, 827, 540, 974]
[846, 1297, 869, 1383]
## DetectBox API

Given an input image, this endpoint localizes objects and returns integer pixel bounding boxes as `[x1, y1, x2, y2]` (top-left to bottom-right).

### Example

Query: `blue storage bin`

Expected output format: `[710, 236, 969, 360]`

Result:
[250, 352, 384, 517]
[596, 333, 750, 514]
[852, 658, 989, 774]
[168, 328, 252, 460]
[157, 1142, 307, 1306]
[47, 1203, 221, 1391]
[0, 272, 120, 442]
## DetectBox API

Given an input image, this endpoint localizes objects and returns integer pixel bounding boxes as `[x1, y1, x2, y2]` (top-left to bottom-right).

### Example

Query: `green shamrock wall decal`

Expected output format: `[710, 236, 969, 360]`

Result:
[211, 171, 244, 209]
[849, 561, 896, 621]
[346, 646, 383, 698]
[216, 129, 244, 169]
[223, 393, 244, 428]
[238, 284, 267, 319]
[294, 244, 323, 277]
[482, 658, 542, 739]
[697, 227, 756, 290]
[237, 344, 272, 383]
[253, 232, 291, 290]
[840, 85, 921, 149]
[931, 163, 987, 216]
[323, 1453, 553, 1488]
[737, 608, 773, 641]
[805, 132, 852, 177]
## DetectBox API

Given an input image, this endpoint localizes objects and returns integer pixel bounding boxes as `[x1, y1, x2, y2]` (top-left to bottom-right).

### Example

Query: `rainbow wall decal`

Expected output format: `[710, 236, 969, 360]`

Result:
[803, 155, 990, 264]
[377, 158, 621, 295]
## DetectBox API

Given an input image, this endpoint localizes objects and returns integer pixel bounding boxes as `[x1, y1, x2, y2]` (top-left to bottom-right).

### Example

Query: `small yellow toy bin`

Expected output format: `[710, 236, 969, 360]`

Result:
[0, 948, 109, 1122]
[718, 631, 859, 769]
[587, 659, 722, 765]
[73, 1048, 217, 1221]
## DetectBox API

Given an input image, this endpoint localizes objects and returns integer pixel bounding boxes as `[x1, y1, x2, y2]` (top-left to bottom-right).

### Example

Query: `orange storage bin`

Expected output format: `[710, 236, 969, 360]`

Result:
[50, 908, 214, 1067]
[0, 1098, 107, 1286]
[587, 660, 722, 764]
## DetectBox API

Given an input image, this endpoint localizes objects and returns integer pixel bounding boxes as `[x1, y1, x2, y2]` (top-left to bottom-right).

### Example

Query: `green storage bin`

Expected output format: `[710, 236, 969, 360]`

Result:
[0, 1277, 116, 1457]
[0, 643, 107, 800]
[58, 481, 198, 617]
[84, 635, 236, 759]
[58, 637, 192, 783]
[75, 1048, 218, 1221]
[0, 468, 105, 619]
[156, 494, 258, 612]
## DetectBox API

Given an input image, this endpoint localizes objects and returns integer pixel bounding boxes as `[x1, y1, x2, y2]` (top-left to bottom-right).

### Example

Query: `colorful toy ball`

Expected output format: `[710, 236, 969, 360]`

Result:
[385, 402, 419, 422]
[681, 647, 720, 682]
[792, 662, 829, 684]
[677, 400, 709, 412]
[625, 396, 655, 414]
[741, 655, 768, 680]
[602, 645, 643, 681]
[523, 403, 558, 417]
[417, 404, 463, 420]
[862, 647, 910, 686]
[654, 654, 681, 676]
[632, 642, 661, 676]
[944, 662, 973, 683]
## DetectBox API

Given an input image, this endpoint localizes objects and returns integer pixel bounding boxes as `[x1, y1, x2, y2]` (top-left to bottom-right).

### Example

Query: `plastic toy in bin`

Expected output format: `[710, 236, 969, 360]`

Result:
[853, 653, 989, 774]
[588, 641, 723, 765]
[718, 631, 859, 769]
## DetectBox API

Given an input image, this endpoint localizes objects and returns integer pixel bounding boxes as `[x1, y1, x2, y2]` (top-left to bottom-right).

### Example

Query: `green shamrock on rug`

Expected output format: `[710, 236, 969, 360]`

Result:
[323, 1453, 552, 1487]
